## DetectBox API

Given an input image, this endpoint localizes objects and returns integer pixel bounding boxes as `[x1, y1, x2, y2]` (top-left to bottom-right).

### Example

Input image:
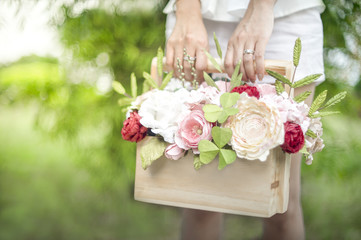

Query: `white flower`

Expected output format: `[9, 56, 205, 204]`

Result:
[164, 78, 192, 92]
[138, 89, 190, 143]
[185, 85, 222, 110]
[305, 117, 325, 165]
[223, 93, 284, 161]
[126, 90, 156, 118]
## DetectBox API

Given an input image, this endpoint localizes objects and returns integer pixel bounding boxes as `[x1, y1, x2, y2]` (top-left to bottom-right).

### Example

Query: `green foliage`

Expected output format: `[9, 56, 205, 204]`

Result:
[203, 72, 220, 90]
[159, 71, 173, 90]
[199, 127, 235, 170]
[230, 59, 243, 89]
[112, 81, 126, 95]
[293, 74, 322, 88]
[320, 91, 347, 110]
[309, 90, 328, 115]
[193, 155, 203, 170]
[213, 32, 223, 59]
[140, 137, 167, 170]
[293, 38, 301, 67]
[266, 69, 292, 86]
[157, 47, 164, 79]
[275, 80, 284, 95]
[203, 92, 240, 123]
[294, 91, 312, 103]
[205, 50, 222, 73]
[130, 73, 137, 98]
[306, 129, 317, 138]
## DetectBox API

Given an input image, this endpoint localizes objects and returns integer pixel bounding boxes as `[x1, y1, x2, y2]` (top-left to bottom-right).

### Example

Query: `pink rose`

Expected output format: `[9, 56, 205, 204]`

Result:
[255, 83, 277, 97]
[175, 110, 213, 154]
[200, 80, 231, 93]
[165, 143, 186, 160]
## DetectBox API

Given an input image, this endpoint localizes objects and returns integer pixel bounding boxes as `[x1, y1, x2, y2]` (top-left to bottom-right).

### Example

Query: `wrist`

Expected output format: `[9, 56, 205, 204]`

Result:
[250, 0, 277, 8]
[175, 0, 202, 19]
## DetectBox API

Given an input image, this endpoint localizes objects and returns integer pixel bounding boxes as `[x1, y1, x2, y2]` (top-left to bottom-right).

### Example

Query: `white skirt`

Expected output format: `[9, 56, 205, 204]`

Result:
[165, 8, 325, 84]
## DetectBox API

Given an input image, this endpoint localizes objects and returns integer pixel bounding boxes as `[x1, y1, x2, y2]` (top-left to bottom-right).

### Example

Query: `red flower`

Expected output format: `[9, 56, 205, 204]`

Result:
[281, 122, 305, 153]
[121, 111, 148, 142]
[231, 85, 260, 99]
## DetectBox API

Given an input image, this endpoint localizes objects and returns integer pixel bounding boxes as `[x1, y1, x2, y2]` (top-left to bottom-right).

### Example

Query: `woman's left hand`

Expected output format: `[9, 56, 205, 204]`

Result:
[224, 0, 276, 82]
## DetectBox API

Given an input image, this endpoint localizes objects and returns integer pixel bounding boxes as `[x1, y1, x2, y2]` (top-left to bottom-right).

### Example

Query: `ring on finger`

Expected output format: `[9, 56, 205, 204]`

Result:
[183, 56, 196, 61]
[243, 49, 255, 55]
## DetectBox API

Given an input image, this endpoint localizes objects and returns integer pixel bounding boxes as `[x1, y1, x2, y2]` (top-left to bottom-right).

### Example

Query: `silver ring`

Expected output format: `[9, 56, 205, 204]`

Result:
[183, 56, 196, 61]
[243, 49, 255, 55]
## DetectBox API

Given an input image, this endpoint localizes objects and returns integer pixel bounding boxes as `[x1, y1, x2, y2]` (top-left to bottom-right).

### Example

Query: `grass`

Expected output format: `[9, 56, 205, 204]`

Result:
[0, 104, 360, 240]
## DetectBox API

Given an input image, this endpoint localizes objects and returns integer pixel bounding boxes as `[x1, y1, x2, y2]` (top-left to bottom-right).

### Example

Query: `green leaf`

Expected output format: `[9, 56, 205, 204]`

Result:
[157, 47, 163, 79]
[117, 97, 133, 107]
[220, 92, 240, 108]
[204, 50, 222, 73]
[309, 90, 327, 115]
[231, 59, 242, 89]
[292, 74, 322, 88]
[275, 80, 284, 95]
[320, 91, 347, 110]
[219, 149, 236, 166]
[203, 72, 220, 90]
[203, 104, 222, 122]
[193, 155, 203, 170]
[130, 73, 137, 98]
[306, 129, 317, 138]
[294, 91, 312, 103]
[140, 137, 167, 170]
[218, 156, 227, 170]
[299, 145, 309, 154]
[293, 37, 301, 67]
[143, 72, 158, 89]
[224, 107, 239, 116]
[112, 81, 126, 95]
[160, 71, 173, 90]
[217, 111, 229, 124]
[213, 32, 223, 59]
[198, 140, 219, 164]
[266, 70, 292, 86]
[212, 126, 232, 148]
[142, 80, 150, 93]
[311, 111, 340, 118]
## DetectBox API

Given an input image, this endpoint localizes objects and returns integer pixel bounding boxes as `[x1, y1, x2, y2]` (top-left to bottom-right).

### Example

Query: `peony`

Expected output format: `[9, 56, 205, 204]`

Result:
[281, 121, 305, 153]
[223, 93, 284, 161]
[121, 111, 148, 142]
[231, 85, 260, 99]
[305, 117, 324, 165]
[164, 143, 186, 160]
[175, 110, 213, 154]
[138, 89, 190, 143]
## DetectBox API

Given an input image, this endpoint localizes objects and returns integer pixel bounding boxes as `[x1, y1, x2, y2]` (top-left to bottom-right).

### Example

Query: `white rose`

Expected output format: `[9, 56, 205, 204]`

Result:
[138, 89, 190, 143]
[223, 93, 284, 161]
[163, 78, 192, 92]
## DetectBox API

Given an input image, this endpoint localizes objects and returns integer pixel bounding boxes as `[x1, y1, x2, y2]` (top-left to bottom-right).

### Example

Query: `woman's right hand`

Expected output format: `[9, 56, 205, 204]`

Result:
[166, 0, 209, 82]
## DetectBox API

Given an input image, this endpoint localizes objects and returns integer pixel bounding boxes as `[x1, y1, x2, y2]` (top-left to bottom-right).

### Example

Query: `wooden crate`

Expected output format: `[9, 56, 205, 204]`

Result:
[134, 58, 293, 217]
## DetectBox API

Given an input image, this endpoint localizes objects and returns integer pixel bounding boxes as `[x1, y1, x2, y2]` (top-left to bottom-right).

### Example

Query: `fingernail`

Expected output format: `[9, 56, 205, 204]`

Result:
[258, 74, 263, 81]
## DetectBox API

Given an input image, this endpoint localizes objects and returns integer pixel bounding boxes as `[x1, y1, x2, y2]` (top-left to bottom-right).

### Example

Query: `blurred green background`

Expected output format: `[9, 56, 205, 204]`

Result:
[0, 0, 360, 239]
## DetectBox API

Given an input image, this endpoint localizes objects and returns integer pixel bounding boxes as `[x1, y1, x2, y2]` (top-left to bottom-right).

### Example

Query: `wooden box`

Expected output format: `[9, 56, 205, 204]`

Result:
[134, 59, 293, 218]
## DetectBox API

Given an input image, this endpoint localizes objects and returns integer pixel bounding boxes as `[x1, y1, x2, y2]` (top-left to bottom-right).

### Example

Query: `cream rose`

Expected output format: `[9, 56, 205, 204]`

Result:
[223, 93, 284, 161]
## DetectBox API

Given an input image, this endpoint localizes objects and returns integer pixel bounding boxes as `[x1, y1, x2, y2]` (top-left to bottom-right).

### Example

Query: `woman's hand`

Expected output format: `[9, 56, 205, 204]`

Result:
[224, 0, 276, 82]
[166, 0, 209, 81]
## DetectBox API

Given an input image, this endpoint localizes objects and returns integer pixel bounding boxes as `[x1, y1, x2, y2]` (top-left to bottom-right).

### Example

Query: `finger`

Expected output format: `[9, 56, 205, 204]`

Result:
[173, 46, 185, 79]
[243, 42, 256, 82]
[224, 44, 235, 78]
[254, 40, 266, 81]
[235, 45, 248, 81]
[165, 43, 174, 72]
[195, 48, 207, 82]
[183, 46, 196, 81]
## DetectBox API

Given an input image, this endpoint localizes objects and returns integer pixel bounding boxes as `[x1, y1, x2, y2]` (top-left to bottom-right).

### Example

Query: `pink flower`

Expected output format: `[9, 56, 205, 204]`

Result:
[255, 83, 277, 97]
[200, 80, 231, 93]
[165, 144, 186, 160]
[175, 110, 213, 154]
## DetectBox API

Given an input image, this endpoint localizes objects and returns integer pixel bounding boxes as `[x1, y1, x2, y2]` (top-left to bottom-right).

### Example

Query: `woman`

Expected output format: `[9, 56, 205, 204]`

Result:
[164, 0, 325, 239]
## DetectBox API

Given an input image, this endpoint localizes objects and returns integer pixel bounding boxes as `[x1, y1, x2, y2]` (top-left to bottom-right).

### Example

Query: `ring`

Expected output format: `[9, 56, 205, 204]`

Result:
[184, 56, 196, 61]
[243, 49, 255, 55]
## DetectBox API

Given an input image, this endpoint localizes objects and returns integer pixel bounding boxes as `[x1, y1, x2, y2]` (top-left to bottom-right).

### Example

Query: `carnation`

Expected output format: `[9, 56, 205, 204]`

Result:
[231, 85, 260, 99]
[223, 93, 284, 161]
[138, 89, 190, 143]
[281, 122, 305, 153]
[121, 111, 147, 142]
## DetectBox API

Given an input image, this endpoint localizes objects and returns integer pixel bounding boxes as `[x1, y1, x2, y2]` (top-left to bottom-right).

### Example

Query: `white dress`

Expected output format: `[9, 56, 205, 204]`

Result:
[164, 0, 326, 84]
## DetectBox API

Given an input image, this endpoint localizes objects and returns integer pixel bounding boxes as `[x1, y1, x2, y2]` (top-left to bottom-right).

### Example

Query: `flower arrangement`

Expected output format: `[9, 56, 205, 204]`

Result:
[114, 37, 346, 170]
